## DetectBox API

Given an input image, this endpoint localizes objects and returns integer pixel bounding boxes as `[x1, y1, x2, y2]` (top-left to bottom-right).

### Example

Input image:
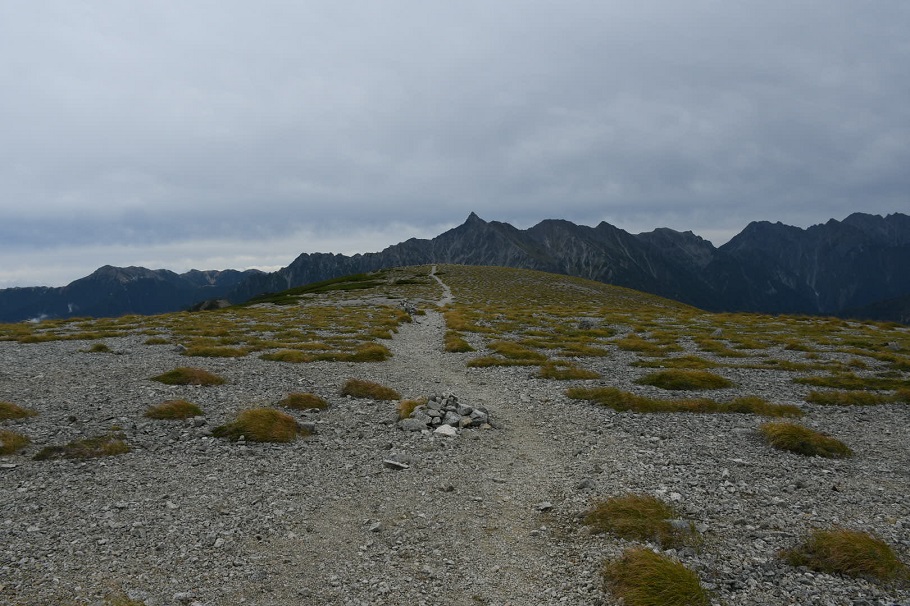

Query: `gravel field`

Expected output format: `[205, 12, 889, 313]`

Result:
[1, 269, 909, 605]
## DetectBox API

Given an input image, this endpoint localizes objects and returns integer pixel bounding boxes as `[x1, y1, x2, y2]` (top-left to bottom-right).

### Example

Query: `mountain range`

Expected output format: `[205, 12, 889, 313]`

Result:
[2, 211, 908, 324]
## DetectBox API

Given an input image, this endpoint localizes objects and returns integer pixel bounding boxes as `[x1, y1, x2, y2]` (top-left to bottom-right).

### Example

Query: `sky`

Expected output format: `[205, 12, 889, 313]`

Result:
[1, 1, 908, 287]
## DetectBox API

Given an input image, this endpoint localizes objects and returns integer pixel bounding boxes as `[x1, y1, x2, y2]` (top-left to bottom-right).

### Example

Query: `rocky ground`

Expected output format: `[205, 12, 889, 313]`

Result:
[1, 269, 909, 605]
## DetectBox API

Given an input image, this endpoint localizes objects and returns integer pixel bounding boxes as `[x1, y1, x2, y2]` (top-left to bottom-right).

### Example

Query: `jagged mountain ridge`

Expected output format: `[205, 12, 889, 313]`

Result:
[1, 211, 908, 323]
[0, 266, 262, 322]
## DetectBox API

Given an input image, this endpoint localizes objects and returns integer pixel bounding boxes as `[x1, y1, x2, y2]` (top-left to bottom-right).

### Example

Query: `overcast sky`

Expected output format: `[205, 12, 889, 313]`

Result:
[1, 1, 908, 287]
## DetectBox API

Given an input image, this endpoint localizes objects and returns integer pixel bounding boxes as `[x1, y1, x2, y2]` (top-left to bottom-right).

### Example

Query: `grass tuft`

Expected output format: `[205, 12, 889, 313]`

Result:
[397, 398, 427, 420]
[278, 392, 329, 411]
[782, 528, 908, 582]
[150, 367, 226, 386]
[603, 547, 709, 606]
[82, 342, 112, 353]
[212, 408, 305, 442]
[444, 331, 475, 352]
[585, 494, 698, 548]
[636, 369, 733, 390]
[567, 387, 801, 417]
[0, 401, 38, 420]
[340, 378, 401, 400]
[536, 360, 600, 380]
[34, 434, 130, 460]
[759, 422, 852, 458]
[183, 345, 249, 357]
[145, 399, 203, 420]
[0, 429, 31, 455]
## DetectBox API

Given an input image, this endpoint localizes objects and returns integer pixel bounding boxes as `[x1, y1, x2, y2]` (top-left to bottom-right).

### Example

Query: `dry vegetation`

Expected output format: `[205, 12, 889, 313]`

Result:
[150, 367, 226, 386]
[782, 529, 908, 582]
[759, 422, 853, 458]
[212, 408, 306, 443]
[34, 434, 130, 460]
[340, 378, 402, 401]
[144, 400, 203, 420]
[584, 493, 700, 549]
[603, 547, 710, 606]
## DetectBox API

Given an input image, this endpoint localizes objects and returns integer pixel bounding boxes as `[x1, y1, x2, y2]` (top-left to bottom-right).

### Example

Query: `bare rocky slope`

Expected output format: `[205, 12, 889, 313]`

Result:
[1, 265, 909, 605]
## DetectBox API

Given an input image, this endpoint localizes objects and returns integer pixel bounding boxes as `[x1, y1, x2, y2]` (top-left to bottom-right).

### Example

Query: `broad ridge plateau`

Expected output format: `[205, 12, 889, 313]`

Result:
[1, 211, 909, 324]
[1, 265, 908, 605]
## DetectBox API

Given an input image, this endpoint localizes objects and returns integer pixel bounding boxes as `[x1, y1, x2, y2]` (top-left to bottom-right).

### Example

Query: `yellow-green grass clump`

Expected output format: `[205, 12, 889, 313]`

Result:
[34, 434, 130, 460]
[212, 408, 305, 442]
[782, 528, 908, 582]
[636, 369, 733, 390]
[488, 340, 547, 361]
[568, 387, 802, 417]
[0, 401, 38, 420]
[805, 390, 895, 406]
[633, 355, 719, 369]
[145, 399, 203, 420]
[150, 367, 226, 386]
[794, 372, 906, 391]
[0, 429, 31, 455]
[341, 378, 401, 401]
[603, 547, 709, 606]
[585, 494, 698, 548]
[182, 345, 249, 358]
[81, 342, 112, 353]
[759, 422, 852, 458]
[278, 392, 330, 411]
[444, 331, 475, 352]
[615, 335, 681, 357]
[260, 349, 313, 363]
[536, 360, 600, 380]
[341, 342, 392, 362]
[397, 398, 427, 420]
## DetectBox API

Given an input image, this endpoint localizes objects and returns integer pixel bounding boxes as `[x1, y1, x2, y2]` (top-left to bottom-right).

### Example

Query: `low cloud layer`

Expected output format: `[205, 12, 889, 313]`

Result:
[1, 1, 908, 286]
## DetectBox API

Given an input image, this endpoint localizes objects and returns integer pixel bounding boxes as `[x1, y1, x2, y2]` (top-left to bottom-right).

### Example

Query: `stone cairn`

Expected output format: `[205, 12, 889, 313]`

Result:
[397, 394, 491, 436]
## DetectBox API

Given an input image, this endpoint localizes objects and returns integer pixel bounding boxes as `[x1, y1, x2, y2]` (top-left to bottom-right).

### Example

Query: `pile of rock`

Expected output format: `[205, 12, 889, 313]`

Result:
[397, 394, 491, 435]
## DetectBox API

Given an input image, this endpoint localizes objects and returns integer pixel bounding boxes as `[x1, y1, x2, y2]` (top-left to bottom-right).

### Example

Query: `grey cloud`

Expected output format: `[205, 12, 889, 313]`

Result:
[0, 1, 908, 284]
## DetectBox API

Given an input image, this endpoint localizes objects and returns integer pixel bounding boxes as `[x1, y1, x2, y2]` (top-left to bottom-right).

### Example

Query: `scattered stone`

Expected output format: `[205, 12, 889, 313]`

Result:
[434, 425, 458, 437]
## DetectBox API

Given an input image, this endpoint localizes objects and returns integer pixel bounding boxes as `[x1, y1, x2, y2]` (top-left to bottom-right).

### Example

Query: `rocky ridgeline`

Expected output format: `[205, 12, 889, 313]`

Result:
[397, 394, 492, 436]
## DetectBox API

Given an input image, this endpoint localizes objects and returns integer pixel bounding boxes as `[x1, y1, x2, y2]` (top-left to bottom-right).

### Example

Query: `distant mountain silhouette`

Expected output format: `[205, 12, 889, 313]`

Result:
[0, 266, 261, 322]
[1, 212, 908, 323]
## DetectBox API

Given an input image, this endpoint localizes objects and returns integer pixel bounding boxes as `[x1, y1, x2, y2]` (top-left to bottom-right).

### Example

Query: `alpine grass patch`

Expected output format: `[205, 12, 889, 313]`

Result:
[603, 547, 709, 606]
[805, 391, 894, 406]
[150, 367, 226, 386]
[782, 528, 908, 582]
[759, 422, 852, 458]
[397, 398, 427, 420]
[567, 387, 802, 417]
[535, 360, 600, 380]
[444, 331, 475, 352]
[145, 399, 203, 420]
[0, 401, 38, 420]
[212, 408, 305, 442]
[635, 369, 733, 390]
[340, 378, 401, 400]
[584, 494, 699, 548]
[278, 392, 329, 411]
[81, 342, 112, 353]
[794, 372, 906, 391]
[34, 434, 130, 460]
[0, 429, 30, 455]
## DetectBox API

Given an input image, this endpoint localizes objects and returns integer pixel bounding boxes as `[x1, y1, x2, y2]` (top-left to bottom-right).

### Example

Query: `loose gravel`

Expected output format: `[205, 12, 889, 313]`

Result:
[1, 270, 909, 606]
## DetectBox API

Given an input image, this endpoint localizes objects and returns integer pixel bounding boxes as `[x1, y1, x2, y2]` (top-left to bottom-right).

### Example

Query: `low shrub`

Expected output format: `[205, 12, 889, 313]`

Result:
[0, 429, 30, 455]
[759, 422, 852, 458]
[150, 367, 225, 386]
[536, 361, 600, 380]
[585, 494, 698, 548]
[636, 369, 733, 390]
[0, 401, 38, 420]
[279, 392, 329, 411]
[145, 399, 203, 420]
[782, 528, 908, 582]
[603, 547, 709, 606]
[213, 408, 305, 442]
[340, 378, 401, 400]
[34, 434, 130, 460]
